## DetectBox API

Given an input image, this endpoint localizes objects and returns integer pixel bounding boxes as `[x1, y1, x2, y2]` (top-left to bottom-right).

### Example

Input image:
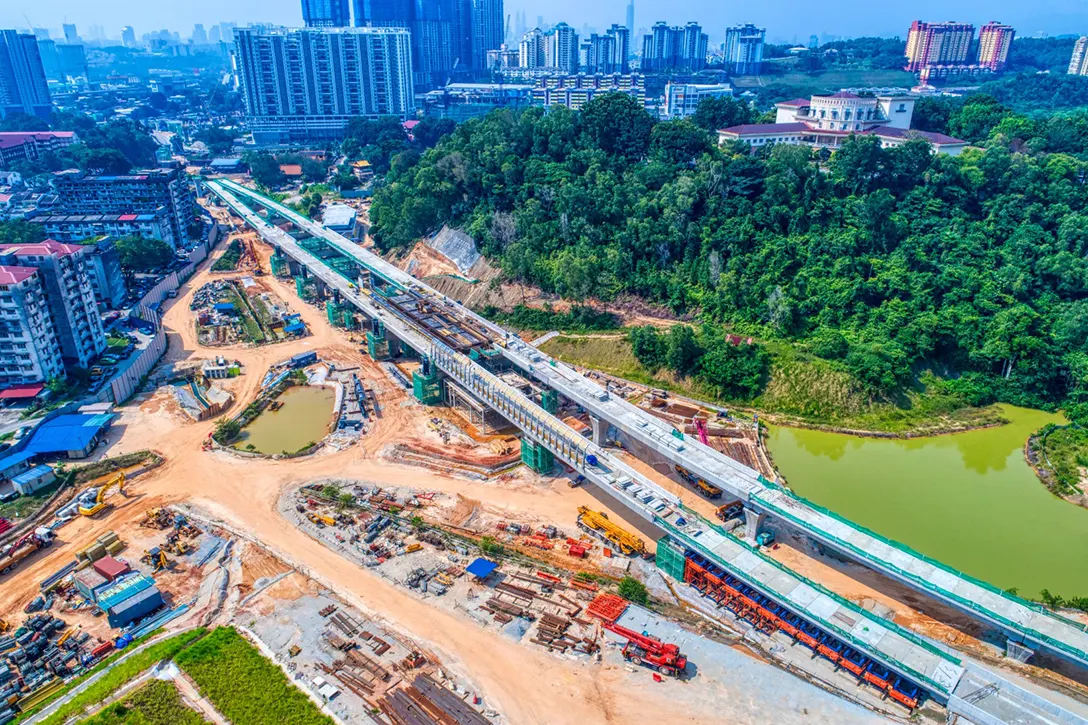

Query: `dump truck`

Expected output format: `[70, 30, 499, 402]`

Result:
[604, 621, 688, 677]
[576, 506, 646, 558]
[0, 529, 55, 575]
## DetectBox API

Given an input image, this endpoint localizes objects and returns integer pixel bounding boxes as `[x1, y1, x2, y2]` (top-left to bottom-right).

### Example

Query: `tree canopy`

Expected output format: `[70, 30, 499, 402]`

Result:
[114, 235, 174, 274]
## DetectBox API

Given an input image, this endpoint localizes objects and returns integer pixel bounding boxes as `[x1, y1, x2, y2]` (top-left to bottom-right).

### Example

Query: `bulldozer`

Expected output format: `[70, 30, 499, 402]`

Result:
[140, 507, 172, 529]
[78, 473, 126, 517]
[141, 547, 170, 572]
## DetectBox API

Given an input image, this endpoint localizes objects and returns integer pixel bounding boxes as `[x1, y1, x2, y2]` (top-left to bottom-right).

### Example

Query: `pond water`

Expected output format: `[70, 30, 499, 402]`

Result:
[765, 405, 1088, 599]
[233, 385, 335, 455]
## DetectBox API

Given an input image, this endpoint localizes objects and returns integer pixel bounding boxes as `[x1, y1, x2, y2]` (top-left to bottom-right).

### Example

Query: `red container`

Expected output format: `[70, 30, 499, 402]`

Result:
[568, 545, 587, 558]
[92, 556, 131, 582]
[90, 641, 114, 658]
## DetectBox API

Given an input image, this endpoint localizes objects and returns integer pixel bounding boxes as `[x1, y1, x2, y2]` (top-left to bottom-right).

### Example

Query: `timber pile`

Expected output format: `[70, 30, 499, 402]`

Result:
[381, 674, 491, 725]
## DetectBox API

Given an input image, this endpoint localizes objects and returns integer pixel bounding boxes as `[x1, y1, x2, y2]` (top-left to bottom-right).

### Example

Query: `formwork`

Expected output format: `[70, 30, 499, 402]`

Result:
[413, 366, 443, 405]
[541, 389, 559, 414]
[655, 535, 687, 581]
[520, 438, 554, 474]
[367, 331, 391, 360]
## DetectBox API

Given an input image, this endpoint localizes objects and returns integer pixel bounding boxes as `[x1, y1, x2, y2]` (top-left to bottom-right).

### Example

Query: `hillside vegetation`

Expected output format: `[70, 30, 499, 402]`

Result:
[371, 93, 1088, 425]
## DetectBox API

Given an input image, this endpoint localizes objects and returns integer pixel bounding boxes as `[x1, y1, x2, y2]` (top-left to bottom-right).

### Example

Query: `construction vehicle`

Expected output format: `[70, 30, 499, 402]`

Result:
[674, 465, 722, 499]
[141, 547, 170, 572]
[576, 507, 646, 558]
[715, 500, 744, 523]
[693, 417, 710, 446]
[140, 507, 171, 529]
[604, 622, 688, 677]
[78, 473, 126, 517]
[0, 529, 55, 575]
[307, 513, 326, 527]
[319, 514, 336, 526]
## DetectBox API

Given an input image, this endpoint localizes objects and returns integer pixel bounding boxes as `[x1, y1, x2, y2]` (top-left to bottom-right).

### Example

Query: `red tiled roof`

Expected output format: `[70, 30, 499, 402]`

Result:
[402, 120, 420, 129]
[0, 383, 45, 399]
[719, 122, 810, 135]
[0, 132, 75, 150]
[862, 126, 966, 145]
[0, 239, 84, 257]
[279, 164, 303, 176]
[775, 98, 812, 107]
[0, 265, 38, 285]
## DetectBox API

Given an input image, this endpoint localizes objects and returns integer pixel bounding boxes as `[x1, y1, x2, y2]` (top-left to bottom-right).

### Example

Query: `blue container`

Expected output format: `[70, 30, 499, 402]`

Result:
[107, 588, 164, 629]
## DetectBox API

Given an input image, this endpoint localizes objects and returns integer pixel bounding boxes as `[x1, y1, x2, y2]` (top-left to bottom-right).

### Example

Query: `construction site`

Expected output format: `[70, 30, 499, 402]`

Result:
[0, 184, 1087, 725]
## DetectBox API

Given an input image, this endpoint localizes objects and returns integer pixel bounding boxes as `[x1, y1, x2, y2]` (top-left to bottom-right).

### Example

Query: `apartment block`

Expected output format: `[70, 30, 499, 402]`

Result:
[905, 21, 975, 72]
[0, 30, 52, 120]
[0, 131, 76, 166]
[1070, 37, 1088, 76]
[78, 239, 127, 310]
[51, 168, 193, 248]
[664, 82, 733, 119]
[0, 241, 106, 369]
[723, 24, 766, 75]
[0, 265, 64, 385]
[532, 73, 645, 110]
[30, 208, 175, 248]
[977, 22, 1015, 71]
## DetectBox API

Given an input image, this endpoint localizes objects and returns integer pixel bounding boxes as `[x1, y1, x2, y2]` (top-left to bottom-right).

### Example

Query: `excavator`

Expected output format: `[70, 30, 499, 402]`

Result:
[604, 621, 688, 677]
[78, 473, 126, 517]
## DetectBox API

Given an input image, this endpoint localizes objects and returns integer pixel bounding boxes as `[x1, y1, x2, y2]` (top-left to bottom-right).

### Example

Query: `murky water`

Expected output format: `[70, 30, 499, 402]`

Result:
[765, 405, 1088, 598]
[234, 385, 334, 455]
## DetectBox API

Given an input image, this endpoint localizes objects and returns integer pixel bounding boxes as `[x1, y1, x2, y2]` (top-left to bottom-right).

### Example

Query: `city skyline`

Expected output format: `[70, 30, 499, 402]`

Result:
[2, 0, 1086, 44]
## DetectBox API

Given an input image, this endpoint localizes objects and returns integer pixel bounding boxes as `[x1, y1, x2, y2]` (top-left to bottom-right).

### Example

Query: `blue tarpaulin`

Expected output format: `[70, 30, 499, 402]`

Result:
[466, 558, 498, 580]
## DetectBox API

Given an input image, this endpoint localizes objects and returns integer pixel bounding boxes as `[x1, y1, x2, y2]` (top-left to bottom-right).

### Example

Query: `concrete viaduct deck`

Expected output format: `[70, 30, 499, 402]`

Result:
[211, 178, 1088, 675]
[206, 179, 976, 703]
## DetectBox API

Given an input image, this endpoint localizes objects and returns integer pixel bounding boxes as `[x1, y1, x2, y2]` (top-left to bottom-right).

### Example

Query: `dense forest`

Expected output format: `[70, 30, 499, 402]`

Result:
[371, 93, 1088, 420]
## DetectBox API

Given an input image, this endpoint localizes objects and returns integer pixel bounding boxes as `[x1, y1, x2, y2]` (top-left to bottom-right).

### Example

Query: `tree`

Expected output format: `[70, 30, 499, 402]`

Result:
[665, 325, 701, 377]
[0, 220, 46, 246]
[214, 418, 241, 443]
[77, 147, 132, 175]
[413, 117, 456, 148]
[629, 326, 666, 371]
[195, 126, 238, 155]
[579, 93, 655, 161]
[245, 153, 285, 188]
[650, 120, 712, 164]
[0, 113, 48, 132]
[699, 342, 769, 399]
[115, 235, 174, 274]
[617, 576, 649, 605]
[691, 95, 755, 133]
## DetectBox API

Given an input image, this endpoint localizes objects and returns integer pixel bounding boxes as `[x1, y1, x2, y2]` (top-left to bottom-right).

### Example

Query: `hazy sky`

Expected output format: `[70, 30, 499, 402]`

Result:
[3, 0, 1086, 43]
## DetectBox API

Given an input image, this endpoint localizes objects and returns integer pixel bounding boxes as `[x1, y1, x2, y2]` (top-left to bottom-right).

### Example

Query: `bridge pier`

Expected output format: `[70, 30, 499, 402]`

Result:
[744, 509, 766, 544]
[590, 416, 609, 446]
[1005, 639, 1034, 663]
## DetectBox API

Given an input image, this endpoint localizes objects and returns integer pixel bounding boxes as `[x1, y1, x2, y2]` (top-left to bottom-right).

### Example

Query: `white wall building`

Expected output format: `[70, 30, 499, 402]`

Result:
[0, 265, 65, 385]
[664, 82, 732, 119]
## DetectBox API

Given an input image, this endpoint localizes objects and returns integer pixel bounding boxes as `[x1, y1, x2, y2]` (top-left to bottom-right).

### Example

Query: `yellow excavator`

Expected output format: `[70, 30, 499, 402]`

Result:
[78, 473, 126, 517]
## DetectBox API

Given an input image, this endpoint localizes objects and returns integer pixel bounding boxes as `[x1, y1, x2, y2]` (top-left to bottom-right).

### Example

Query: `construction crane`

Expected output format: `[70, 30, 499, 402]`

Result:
[0, 529, 55, 575]
[78, 473, 126, 517]
[693, 417, 710, 446]
[576, 506, 646, 557]
[604, 622, 688, 677]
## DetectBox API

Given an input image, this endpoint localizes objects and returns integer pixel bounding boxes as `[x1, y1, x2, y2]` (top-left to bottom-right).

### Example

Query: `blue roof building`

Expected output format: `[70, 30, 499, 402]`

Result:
[24, 413, 114, 458]
[466, 557, 498, 581]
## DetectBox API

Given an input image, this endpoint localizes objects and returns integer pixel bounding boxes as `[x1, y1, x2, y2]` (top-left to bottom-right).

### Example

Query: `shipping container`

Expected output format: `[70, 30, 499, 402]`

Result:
[95, 574, 153, 610]
[72, 569, 108, 601]
[92, 556, 130, 582]
[107, 587, 164, 629]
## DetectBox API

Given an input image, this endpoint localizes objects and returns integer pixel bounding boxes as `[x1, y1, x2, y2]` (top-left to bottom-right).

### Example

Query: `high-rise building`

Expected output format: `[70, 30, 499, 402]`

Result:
[38, 40, 87, 81]
[723, 24, 765, 75]
[192, 24, 208, 45]
[640, 21, 706, 72]
[0, 265, 64, 385]
[1070, 37, 1088, 76]
[626, 1, 635, 43]
[518, 27, 546, 68]
[62, 24, 79, 44]
[664, 82, 732, 118]
[544, 22, 579, 73]
[0, 241, 106, 372]
[233, 26, 414, 143]
[208, 25, 222, 44]
[121, 26, 137, 47]
[584, 33, 616, 74]
[32, 29, 50, 40]
[52, 168, 194, 248]
[472, 0, 503, 71]
[354, 0, 460, 88]
[0, 30, 51, 121]
[302, 0, 351, 28]
[904, 21, 975, 72]
[607, 24, 630, 73]
[977, 21, 1015, 71]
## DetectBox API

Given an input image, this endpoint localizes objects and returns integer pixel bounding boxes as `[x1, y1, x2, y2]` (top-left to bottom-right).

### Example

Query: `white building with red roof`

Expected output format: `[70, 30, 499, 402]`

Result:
[0, 131, 76, 166]
[0, 264, 65, 386]
[720, 91, 966, 156]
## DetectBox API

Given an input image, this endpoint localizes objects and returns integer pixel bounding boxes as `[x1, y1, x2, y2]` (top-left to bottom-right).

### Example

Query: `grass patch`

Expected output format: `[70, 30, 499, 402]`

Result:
[222, 287, 266, 344]
[72, 450, 163, 485]
[175, 627, 333, 725]
[79, 680, 208, 725]
[479, 304, 620, 333]
[539, 334, 1002, 434]
[22, 628, 208, 725]
[106, 336, 130, 350]
[1033, 426, 1088, 497]
[0, 481, 62, 521]
[210, 240, 243, 272]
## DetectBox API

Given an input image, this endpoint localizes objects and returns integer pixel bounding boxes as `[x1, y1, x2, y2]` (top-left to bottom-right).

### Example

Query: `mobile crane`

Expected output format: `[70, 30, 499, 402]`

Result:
[0, 529, 55, 575]
[78, 472, 126, 517]
[576, 506, 646, 557]
[604, 621, 688, 677]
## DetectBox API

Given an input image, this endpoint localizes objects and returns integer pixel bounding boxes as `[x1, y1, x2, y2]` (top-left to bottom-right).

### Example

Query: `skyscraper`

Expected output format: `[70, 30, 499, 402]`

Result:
[625, 1, 634, 42]
[544, 22, 579, 73]
[0, 30, 51, 120]
[1070, 37, 1088, 76]
[472, 0, 503, 70]
[355, 0, 458, 88]
[121, 26, 137, 47]
[62, 24, 79, 44]
[192, 24, 208, 45]
[607, 24, 630, 72]
[723, 23, 765, 75]
[977, 21, 1015, 71]
[233, 26, 414, 143]
[904, 21, 975, 72]
[518, 27, 545, 68]
[302, 0, 352, 28]
[640, 21, 706, 72]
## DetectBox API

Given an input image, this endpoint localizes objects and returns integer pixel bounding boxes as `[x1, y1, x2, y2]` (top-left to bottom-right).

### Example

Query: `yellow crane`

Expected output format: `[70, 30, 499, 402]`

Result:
[78, 473, 126, 517]
[576, 506, 646, 557]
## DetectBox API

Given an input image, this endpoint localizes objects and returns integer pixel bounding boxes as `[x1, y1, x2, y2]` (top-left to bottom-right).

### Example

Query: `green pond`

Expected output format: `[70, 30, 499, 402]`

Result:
[234, 385, 335, 455]
[765, 405, 1088, 599]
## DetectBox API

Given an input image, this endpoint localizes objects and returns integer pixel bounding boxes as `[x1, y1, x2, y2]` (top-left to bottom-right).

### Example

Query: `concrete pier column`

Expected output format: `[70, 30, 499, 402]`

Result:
[1005, 639, 1034, 663]
[744, 509, 766, 543]
[590, 416, 609, 446]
